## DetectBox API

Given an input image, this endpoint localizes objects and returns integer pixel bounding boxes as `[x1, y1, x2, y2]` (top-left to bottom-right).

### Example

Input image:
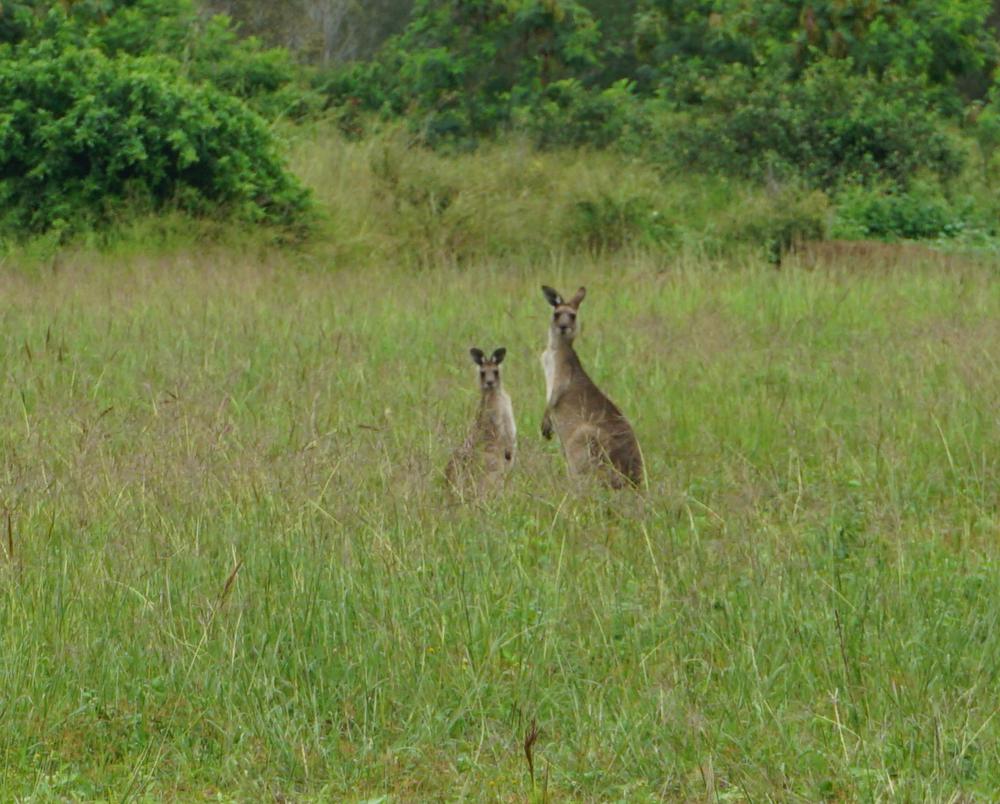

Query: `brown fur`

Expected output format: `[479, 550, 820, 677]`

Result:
[540, 286, 643, 488]
[446, 347, 516, 497]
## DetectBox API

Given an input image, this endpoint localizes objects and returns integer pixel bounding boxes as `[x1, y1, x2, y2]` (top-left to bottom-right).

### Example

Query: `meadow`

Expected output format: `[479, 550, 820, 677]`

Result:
[1, 129, 999, 800]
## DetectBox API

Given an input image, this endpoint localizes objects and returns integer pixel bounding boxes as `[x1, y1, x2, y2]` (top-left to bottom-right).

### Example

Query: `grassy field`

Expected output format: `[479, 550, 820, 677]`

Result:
[1, 127, 999, 799]
[1, 243, 997, 801]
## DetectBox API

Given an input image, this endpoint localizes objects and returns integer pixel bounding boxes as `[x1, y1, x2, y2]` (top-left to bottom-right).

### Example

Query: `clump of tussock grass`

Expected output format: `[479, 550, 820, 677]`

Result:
[285, 122, 829, 269]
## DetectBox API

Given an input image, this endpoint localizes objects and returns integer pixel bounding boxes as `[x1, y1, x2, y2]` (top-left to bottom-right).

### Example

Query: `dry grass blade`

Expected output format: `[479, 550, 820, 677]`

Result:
[524, 718, 539, 788]
[4, 507, 12, 563]
[218, 559, 244, 609]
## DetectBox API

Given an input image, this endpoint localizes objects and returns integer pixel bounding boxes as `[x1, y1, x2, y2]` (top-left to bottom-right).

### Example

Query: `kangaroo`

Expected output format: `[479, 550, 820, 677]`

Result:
[540, 285, 643, 488]
[445, 347, 517, 495]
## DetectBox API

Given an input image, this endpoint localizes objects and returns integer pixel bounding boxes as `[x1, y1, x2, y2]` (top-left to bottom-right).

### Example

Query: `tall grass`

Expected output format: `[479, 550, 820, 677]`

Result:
[283, 123, 824, 269]
[0, 127, 998, 799]
[1, 246, 997, 799]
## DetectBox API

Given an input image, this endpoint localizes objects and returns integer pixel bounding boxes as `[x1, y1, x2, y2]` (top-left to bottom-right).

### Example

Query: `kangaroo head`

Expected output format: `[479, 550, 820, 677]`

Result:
[470, 347, 506, 391]
[541, 285, 586, 344]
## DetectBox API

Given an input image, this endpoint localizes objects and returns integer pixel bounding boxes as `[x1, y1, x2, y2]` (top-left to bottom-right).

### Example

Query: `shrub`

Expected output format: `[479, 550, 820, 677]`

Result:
[512, 78, 650, 151]
[633, 0, 997, 107]
[669, 60, 964, 190]
[323, 0, 602, 146]
[0, 41, 311, 238]
[2, 0, 316, 120]
[157, 14, 322, 121]
[970, 75, 1000, 180]
[709, 186, 829, 262]
[832, 184, 969, 240]
[567, 189, 675, 253]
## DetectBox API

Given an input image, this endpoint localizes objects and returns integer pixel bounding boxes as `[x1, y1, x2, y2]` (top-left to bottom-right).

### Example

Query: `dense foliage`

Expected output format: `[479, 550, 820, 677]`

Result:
[330, 0, 996, 146]
[0, 41, 310, 237]
[312, 0, 1000, 243]
[631, 0, 997, 102]
[0, 1, 311, 239]
[326, 0, 603, 145]
[5, 0, 1000, 244]
[1, 0, 316, 116]
[674, 60, 964, 188]
[204, 0, 414, 63]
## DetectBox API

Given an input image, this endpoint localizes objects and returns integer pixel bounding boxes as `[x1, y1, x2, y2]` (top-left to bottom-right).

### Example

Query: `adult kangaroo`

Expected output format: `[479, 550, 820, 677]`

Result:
[540, 285, 643, 488]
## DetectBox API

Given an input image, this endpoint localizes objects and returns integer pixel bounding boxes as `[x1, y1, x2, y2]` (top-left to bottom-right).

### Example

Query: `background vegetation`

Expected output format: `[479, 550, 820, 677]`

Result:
[1, 1, 998, 800]
[4, 0, 1000, 248]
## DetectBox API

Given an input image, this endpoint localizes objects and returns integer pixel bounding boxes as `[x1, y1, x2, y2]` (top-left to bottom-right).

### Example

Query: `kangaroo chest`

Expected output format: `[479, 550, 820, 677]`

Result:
[495, 391, 516, 443]
[541, 347, 557, 404]
[478, 391, 516, 444]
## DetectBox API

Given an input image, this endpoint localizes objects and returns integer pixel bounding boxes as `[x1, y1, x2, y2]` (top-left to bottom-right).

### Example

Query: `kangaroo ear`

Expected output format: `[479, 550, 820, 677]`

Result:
[469, 348, 485, 365]
[541, 285, 563, 307]
[492, 347, 506, 364]
[568, 286, 586, 308]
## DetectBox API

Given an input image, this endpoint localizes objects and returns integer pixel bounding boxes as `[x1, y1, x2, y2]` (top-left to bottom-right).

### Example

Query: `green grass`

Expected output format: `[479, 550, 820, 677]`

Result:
[280, 122, 827, 269]
[1, 239, 997, 800]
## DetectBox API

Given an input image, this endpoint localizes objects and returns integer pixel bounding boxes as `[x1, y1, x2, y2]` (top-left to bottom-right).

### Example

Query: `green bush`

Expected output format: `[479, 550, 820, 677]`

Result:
[672, 60, 963, 189]
[2, 0, 316, 120]
[633, 0, 997, 108]
[720, 187, 829, 262]
[167, 15, 320, 120]
[512, 78, 650, 150]
[971, 75, 1000, 180]
[323, 0, 602, 146]
[0, 41, 311, 238]
[567, 189, 675, 252]
[832, 184, 969, 240]
[315, 0, 984, 197]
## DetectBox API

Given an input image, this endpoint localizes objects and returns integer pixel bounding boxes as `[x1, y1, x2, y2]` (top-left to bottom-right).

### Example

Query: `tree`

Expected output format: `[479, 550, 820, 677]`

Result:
[202, 0, 414, 63]
[328, 0, 602, 143]
[633, 0, 997, 104]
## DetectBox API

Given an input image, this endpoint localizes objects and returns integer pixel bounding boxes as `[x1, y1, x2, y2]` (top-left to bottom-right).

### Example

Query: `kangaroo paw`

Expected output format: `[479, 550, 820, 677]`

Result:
[541, 412, 554, 440]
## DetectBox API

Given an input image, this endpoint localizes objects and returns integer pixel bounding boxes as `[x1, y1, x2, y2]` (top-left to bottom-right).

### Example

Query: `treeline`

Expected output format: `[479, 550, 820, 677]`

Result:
[313, 0, 1000, 245]
[323, 2, 998, 168]
[4, 0, 1000, 248]
[203, 0, 412, 63]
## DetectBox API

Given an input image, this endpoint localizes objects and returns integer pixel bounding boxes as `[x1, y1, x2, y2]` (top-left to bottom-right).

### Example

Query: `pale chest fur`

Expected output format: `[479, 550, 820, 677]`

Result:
[541, 347, 557, 404]
[495, 390, 517, 445]
[474, 389, 516, 450]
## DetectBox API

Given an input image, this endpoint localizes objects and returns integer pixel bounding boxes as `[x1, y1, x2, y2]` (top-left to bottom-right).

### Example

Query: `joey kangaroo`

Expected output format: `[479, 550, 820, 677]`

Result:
[445, 347, 517, 495]
[540, 286, 643, 488]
